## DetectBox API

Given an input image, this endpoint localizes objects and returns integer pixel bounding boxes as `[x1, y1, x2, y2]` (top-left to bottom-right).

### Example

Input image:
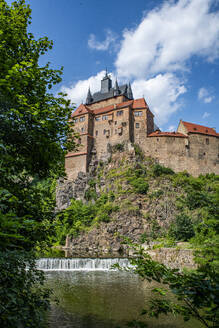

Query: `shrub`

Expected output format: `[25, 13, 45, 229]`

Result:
[169, 214, 195, 241]
[112, 143, 125, 152]
[185, 191, 209, 210]
[133, 144, 144, 160]
[152, 164, 174, 177]
[85, 187, 97, 201]
[129, 177, 149, 194]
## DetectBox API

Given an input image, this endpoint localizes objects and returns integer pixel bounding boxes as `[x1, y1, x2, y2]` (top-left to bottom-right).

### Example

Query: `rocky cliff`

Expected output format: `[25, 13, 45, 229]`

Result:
[55, 142, 212, 267]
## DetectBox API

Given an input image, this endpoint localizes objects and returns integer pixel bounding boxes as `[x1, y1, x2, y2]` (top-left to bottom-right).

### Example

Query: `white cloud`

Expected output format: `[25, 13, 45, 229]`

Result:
[61, 70, 115, 105]
[202, 111, 211, 119]
[167, 125, 176, 132]
[198, 87, 214, 103]
[132, 73, 186, 124]
[115, 0, 219, 79]
[61, 0, 219, 126]
[61, 71, 186, 125]
[88, 29, 118, 51]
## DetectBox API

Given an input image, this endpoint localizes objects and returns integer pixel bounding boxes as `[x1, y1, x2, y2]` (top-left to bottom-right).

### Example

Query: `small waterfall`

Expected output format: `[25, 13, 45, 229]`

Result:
[36, 258, 132, 271]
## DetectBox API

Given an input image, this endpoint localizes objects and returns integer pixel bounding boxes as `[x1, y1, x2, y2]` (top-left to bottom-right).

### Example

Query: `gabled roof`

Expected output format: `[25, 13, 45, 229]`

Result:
[181, 121, 218, 137]
[72, 97, 153, 117]
[148, 131, 187, 138]
[133, 98, 148, 109]
[71, 104, 91, 117]
[133, 98, 154, 117]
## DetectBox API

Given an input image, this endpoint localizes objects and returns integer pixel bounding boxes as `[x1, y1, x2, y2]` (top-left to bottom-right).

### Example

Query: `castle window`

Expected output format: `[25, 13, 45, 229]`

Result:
[122, 122, 127, 127]
[81, 127, 85, 132]
[96, 130, 98, 136]
[136, 122, 140, 128]
[73, 118, 78, 123]
[134, 111, 142, 117]
[115, 121, 117, 125]
[157, 138, 159, 142]
[115, 129, 117, 134]
[206, 138, 209, 145]
[103, 129, 110, 136]
[78, 138, 81, 144]
[102, 115, 108, 120]
[79, 116, 85, 122]
[95, 116, 100, 121]
[117, 110, 123, 116]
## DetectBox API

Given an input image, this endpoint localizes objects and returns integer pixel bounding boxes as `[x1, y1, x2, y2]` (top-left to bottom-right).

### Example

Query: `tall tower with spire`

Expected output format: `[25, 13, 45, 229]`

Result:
[101, 70, 112, 94]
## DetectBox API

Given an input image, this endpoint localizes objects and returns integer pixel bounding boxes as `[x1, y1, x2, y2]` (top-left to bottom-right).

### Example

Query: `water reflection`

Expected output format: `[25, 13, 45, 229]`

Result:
[46, 271, 201, 328]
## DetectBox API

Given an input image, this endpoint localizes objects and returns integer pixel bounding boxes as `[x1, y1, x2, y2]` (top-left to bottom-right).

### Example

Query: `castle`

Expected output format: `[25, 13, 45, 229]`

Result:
[65, 72, 219, 179]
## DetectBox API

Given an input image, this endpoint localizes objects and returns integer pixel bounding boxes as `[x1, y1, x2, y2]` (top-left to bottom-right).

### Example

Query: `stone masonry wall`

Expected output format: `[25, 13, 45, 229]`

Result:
[139, 134, 219, 176]
[65, 154, 87, 181]
[94, 106, 131, 160]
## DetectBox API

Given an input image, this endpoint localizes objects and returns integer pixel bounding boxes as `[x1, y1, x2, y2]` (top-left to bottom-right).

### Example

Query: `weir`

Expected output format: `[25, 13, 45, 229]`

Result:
[36, 258, 131, 271]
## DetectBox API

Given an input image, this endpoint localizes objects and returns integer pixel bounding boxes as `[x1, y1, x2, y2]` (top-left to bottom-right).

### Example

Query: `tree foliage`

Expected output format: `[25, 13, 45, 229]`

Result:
[127, 244, 219, 328]
[0, 0, 76, 326]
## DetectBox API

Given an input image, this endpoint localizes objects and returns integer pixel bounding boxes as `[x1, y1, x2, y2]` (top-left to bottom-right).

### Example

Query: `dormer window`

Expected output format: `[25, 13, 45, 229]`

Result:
[134, 111, 142, 117]
[79, 116, 85, 122]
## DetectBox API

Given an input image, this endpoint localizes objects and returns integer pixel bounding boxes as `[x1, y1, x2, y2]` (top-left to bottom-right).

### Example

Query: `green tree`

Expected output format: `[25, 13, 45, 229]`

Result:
[0, 0, 76, 326]
[127, 245, 219, 328]
[169, 214, 195, 241]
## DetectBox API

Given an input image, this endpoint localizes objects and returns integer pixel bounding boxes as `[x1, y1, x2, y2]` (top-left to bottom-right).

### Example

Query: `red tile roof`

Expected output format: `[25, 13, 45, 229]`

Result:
[72, 98, 151, 117]
[133, 98, 148, 109]
[71, 104, 91, 117]
[93, 100, 133, 115]
[148, 131, 187, 138]
[182, 121, 218, 137]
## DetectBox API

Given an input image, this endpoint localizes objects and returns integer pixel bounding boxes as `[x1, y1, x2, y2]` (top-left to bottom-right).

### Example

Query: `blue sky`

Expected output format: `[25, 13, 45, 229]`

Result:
[21, 0, 219, 130]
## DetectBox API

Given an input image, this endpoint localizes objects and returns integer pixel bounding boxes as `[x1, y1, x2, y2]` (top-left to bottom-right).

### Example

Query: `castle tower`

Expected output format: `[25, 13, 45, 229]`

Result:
[101, 70, 112, 93]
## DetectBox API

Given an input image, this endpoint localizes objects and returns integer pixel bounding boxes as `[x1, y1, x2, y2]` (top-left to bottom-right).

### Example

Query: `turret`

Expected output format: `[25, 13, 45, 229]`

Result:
[114, 79, 120, 96]
[127, 82, 133, 99]
[86, 87, 92, 104]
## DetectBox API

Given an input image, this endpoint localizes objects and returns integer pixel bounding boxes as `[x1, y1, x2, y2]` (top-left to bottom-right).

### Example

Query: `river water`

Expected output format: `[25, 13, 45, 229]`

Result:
[40, 258, 201, 328]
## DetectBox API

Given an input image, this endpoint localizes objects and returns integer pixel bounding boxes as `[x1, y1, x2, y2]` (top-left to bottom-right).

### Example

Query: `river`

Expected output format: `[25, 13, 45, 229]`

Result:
[38, 258, 202, 328]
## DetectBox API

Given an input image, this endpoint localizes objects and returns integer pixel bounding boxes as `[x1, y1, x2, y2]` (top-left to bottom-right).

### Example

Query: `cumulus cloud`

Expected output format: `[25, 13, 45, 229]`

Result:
[61, 0, 219, 126]
[61, 70, 115, 105]
[202, 111, 211, 119]
[115, 0, 219, 79]
[88, 29, 118, 51]
[198, 87, 214, 103]
[132, 73, 186, 125]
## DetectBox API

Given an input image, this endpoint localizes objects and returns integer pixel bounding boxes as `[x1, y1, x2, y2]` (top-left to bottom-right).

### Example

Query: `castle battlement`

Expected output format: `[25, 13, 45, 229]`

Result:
[65, 73, 219, 179]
